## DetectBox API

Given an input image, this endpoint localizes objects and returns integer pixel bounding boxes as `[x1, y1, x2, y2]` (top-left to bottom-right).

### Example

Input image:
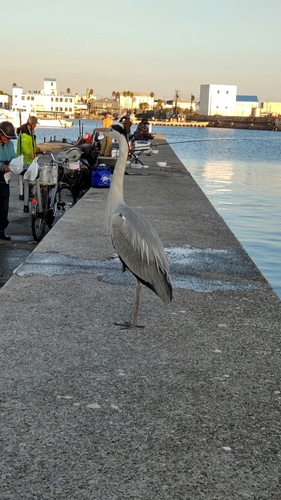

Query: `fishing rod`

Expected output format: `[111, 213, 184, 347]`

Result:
[154, 137, 269, 147]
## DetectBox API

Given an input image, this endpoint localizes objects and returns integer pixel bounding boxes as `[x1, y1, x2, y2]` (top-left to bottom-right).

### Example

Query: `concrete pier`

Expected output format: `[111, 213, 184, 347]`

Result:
[1, 137, 281, 499]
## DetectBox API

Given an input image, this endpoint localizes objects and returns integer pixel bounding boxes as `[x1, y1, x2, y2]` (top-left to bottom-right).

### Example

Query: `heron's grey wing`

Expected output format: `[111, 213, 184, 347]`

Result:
[111, 208, 172, 303]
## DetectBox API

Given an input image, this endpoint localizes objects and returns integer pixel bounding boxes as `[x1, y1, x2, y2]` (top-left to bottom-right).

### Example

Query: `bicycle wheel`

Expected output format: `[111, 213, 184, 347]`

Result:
[56, 183, 73, 210]
[71, 169, 91, 205]
[31, 187, 48, 242]
[45, 186, 57, 229]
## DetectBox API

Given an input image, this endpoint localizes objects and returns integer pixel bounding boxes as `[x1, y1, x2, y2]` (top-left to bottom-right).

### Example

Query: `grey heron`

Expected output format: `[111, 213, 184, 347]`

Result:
[98, 121, 172, 328]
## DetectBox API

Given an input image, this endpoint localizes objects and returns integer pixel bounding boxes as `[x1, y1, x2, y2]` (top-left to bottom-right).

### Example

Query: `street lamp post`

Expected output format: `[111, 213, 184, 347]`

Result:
[175, 88, 179, 120]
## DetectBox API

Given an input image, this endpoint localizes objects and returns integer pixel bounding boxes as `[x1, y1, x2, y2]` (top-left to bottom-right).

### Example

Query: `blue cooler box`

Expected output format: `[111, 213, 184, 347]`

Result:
[92, 166, 111, 188]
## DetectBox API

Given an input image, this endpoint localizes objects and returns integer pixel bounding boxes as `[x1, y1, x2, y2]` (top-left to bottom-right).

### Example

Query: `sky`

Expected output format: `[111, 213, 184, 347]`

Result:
[2, 0, 281, 102]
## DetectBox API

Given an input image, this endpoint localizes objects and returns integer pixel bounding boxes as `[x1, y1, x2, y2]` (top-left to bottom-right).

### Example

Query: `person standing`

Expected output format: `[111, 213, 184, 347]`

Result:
[0, 121, 17, 240]
[17, 115, 40, 212]
[121, 113, 133, 139]
[100, 113, 113, 156]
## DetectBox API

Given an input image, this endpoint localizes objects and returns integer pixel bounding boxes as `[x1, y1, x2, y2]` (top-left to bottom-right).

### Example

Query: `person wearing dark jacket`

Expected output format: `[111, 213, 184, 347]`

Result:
[0, 121, 17, 240]
[121, 113, 133, 137]
[133, 119, 154, 141]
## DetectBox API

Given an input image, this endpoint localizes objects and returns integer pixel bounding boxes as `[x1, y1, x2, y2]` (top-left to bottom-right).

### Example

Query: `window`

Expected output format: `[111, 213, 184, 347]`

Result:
[217, 90, 220, 94]
[226, 90, 229, 94]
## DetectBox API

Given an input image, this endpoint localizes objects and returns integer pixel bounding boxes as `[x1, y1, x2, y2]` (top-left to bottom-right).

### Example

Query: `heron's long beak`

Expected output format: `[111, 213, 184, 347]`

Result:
[96, 127, 111, 132]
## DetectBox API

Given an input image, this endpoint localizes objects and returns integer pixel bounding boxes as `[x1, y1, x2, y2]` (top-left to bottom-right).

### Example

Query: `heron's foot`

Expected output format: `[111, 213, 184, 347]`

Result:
[114, 322, 144, 329]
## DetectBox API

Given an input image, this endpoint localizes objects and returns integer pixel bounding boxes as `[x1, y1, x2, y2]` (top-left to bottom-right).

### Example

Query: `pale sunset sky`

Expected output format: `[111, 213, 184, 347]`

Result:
[2, 0, 281, 102]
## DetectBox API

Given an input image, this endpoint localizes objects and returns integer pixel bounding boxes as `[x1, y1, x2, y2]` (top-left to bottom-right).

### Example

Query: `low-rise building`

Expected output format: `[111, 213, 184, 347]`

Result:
[88, 98, 120, 117]
[236, 95, 259, 116]
[199, 84, 260, 117]
[261, 101, 281, 116]
[12, 78, 75, 117]
[199, 84, 237, 116]
[165, 99, 197, 113]
[116, 92, 155, 111]
[0, 93, 11, 110]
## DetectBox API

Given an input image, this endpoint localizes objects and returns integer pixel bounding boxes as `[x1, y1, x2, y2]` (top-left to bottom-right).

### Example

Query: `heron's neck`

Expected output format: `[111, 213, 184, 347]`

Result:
[105, 135, 128, 232]
[111, 135, 128, 198]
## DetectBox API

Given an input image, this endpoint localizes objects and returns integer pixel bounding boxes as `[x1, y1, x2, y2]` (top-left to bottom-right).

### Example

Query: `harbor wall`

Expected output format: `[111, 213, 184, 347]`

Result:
[150, 115, 280, 130]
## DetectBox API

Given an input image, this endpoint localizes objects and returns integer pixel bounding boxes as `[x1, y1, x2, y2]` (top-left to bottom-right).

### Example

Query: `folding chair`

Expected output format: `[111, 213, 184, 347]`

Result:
[127, 140, 152, 166]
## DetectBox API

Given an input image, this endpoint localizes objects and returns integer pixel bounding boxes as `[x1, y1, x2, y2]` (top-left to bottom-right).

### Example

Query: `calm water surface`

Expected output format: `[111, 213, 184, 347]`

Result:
[154, 125, 281, 299]
[36, 121, 281, 299]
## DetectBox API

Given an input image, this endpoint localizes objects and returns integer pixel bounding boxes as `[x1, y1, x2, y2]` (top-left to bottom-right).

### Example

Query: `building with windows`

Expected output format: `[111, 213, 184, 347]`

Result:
[0, 93, 11, 110]
[235, 95, 259, 116]
[117, 92, 155, 111]
[199, 84, 260, 117]
[199, 84, 237, 116]
[12, 78, 75, 117]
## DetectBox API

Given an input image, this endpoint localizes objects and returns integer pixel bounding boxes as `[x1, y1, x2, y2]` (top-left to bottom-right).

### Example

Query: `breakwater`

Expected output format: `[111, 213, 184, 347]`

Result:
[151, 115, 279, 130]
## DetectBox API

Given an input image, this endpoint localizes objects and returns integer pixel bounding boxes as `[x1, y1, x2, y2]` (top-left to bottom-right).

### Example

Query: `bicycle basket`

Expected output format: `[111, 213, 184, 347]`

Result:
[38, 164, 58, 185]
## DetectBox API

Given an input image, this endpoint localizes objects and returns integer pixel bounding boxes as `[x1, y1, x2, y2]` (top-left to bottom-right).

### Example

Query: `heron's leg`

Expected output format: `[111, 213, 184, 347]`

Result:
[132, 280, 141, 327]
[114, 279, 144, 330]
[114, 280, 144, 329]
[130, 280, 144, 328]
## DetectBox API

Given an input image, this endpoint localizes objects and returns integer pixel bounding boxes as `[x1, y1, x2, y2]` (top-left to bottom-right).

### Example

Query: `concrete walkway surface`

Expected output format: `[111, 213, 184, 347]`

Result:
[1, 137, 281, 499]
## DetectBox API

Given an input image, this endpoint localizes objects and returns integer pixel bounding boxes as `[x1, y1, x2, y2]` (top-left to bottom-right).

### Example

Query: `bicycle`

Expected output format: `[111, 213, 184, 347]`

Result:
[28, 157, 59, 242]
[28, 154, 71, 241]
[30, 153, 92, 242]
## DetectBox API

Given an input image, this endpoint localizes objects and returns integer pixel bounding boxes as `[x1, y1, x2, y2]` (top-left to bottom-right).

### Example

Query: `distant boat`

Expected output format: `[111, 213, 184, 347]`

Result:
[0, 109, 27, 128]
[0, 109, 73, 128]
[37, 118, 73, 128]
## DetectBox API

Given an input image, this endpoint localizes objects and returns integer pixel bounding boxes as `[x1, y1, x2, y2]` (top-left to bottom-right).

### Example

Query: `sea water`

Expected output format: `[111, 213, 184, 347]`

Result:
[153, 125, 281, 300]
[35, 121, 281, 299]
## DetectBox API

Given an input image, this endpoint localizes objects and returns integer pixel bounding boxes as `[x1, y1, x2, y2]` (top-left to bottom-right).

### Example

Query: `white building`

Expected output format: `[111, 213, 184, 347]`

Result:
[199, 84, 260, 117]
[12, 78, 75, 116]
[199, 84, 237, 116]
[0, 93, 11, 110]
[118, 92, 155, 110]
[236, 95, 259, 116]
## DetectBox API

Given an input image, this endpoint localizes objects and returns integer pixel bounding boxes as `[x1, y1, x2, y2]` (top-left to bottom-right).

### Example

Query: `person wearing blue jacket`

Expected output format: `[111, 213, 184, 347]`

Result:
[0, 121, 17, 240]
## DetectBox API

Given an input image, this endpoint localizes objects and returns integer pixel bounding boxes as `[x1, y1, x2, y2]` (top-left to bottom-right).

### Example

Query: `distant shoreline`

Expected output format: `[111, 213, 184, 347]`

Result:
[76, 115, 280, 131]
